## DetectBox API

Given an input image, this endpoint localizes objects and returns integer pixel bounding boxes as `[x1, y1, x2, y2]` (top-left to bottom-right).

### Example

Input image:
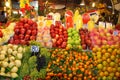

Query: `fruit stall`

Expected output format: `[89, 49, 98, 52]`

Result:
[0, 0, 120, 80]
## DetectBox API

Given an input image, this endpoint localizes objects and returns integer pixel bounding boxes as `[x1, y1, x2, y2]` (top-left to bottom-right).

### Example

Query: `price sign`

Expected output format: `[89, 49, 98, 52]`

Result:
[31, 45, 39, 53]
[113, 31, 118, 36]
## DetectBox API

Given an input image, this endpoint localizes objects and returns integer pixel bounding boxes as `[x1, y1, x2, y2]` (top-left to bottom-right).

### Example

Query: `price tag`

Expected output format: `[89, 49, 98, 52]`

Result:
[99, 22, 105, 28]
[106, 22, 112, 29]
[31, 45, 39, 53]
[113, 31, 118, 36]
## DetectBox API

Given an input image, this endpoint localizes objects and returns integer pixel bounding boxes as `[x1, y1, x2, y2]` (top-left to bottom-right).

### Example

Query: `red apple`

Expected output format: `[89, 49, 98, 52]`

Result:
[25, 35, 30, 40]
[32, 29, 37, 36]
[51, 33, 56, 38]
[20, 28, 26, 34]
[26, 29, 31, 35]
[14, 28, 20, 35]
[13, 35, 19, 40]
[24, 23, 30, 29]
[24, 18, 28, 23]
[20, 40, 26, 45]
[9, 38, 14, 44]
[19, 34, 24, 40]
[19, 22, 24, 26]
[82, 44, 87, 49]
[28, 19, 33, 25]
[30, 36, 36, 40]
[32, 22, 37, 27]
[14, 39, 20, 44]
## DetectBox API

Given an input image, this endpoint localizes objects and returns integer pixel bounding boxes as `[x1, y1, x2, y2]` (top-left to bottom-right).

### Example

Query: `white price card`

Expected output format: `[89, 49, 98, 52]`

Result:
[99, 22, 105, 28]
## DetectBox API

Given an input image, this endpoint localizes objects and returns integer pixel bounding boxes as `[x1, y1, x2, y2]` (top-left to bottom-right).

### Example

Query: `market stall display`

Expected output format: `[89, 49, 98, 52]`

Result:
[0, 1, 120, 79]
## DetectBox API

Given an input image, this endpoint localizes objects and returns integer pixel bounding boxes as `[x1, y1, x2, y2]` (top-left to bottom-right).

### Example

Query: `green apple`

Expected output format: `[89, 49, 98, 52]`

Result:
[67, 44, 72, 48]
[68, 33, 72, 37]
[68, 37, 72, 40]
[75, 40, 80, 45]
[72, 31, 77, 35]
[74, 33, 79, 37]
[67, 28, 72, 33]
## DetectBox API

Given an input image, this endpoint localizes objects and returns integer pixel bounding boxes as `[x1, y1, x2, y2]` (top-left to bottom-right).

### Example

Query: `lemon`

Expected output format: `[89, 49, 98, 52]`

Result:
[97, 64, 103, 70]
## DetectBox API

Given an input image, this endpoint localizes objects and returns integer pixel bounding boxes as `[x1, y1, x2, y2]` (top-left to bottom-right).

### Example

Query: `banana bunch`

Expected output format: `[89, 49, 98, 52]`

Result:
[74, 10, 83, 31]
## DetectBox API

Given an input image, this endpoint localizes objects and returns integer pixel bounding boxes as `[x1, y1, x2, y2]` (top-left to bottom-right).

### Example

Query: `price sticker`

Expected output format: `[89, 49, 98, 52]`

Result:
[113, 31, 118, 36]
[31, 45, 39, 53]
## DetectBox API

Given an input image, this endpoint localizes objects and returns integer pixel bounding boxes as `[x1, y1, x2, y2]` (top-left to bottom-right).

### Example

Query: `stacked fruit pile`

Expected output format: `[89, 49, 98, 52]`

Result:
[46, 49, 96, 80]
[9, 18, 38, 45]
[0, 23, 15, 45]
[90, 28, 120, 47]
[67, 28, 81, 49]
[79, 28, 93, 50]
[50, 22, 68, 48]
[36, 27, 52, 48]
[92, 45, 120, 79]
[0, 44, 24, 78]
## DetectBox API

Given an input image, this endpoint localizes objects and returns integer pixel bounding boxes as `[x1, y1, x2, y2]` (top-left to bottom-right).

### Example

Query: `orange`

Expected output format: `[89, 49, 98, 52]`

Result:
[102, 56, 107, 61]
[107, 67, 113, 72]
[104, 71, 109, 76]
[115, 72, 120, 77]
[99, 71, 104, 77]
[107, 58, 111, 63]
[101, 49, 106, 54]
[107, 48, 112, 53]
[92, 47, 97, 52]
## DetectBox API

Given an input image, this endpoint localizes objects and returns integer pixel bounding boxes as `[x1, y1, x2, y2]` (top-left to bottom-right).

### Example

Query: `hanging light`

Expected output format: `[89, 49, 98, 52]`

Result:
[5, 1, 10, 7]
[92, 2, 95, 7]
[80, 0, 85, 6]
